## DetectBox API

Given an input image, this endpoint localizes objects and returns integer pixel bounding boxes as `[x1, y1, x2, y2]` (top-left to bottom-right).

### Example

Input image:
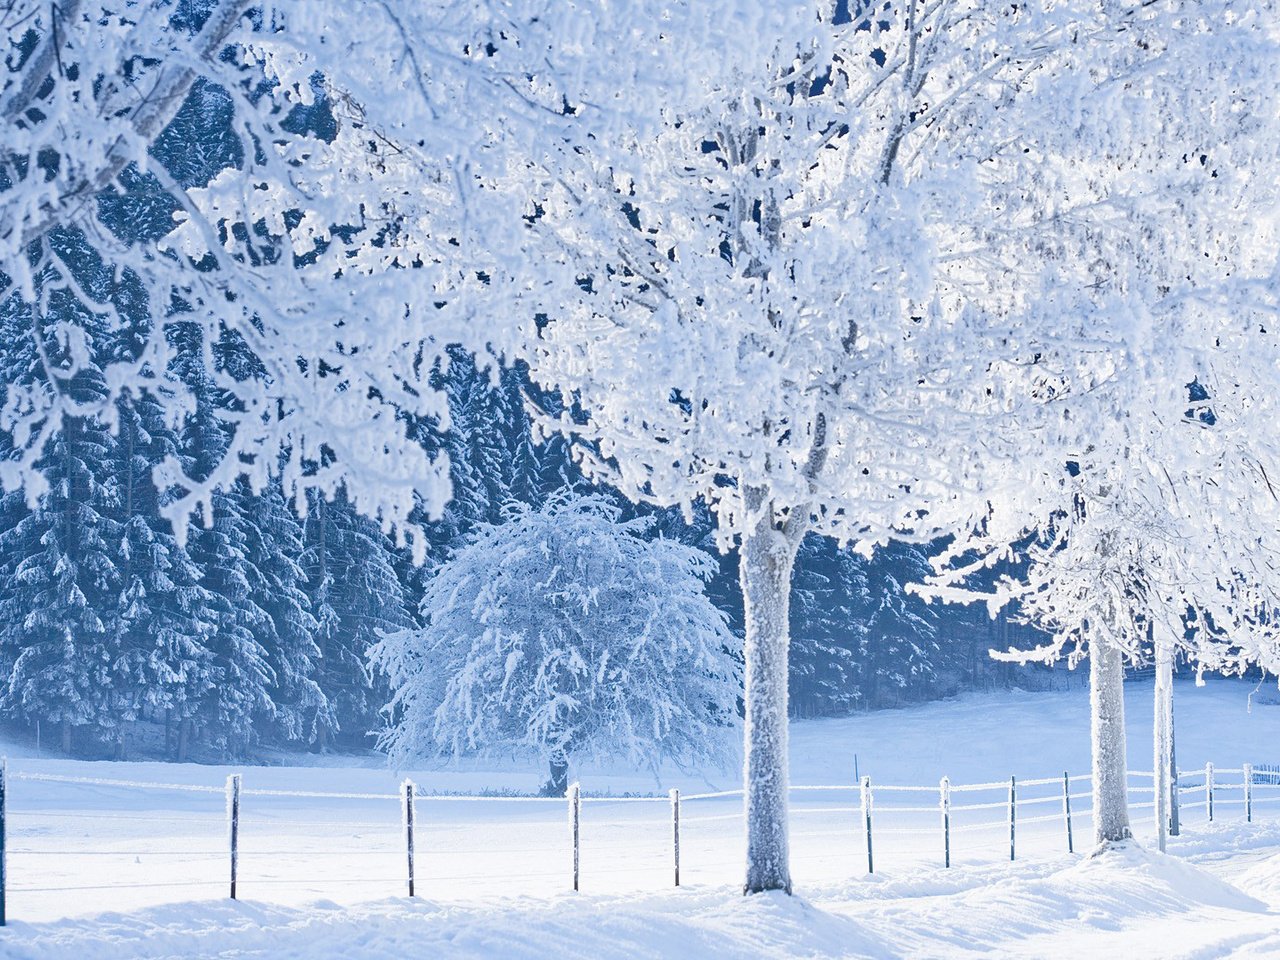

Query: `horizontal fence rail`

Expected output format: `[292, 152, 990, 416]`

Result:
[2, 759, 1277, 924]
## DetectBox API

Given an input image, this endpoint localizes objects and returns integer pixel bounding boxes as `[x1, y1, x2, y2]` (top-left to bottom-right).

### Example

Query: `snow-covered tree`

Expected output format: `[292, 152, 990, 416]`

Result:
[109, 392, 218, 759]
[241, 483, 324, 747]
[0, 285, 121, 752]
[514, 2, 1211, 891]
[790, 538, 865, 717]
[1, 1, 750, 556]
[184, 485, 276, 757]
[372, 493, 741, 794]
[790, 537, 940, 715]
[304, 491, 410, 751]
[917, 2, 1280, 850]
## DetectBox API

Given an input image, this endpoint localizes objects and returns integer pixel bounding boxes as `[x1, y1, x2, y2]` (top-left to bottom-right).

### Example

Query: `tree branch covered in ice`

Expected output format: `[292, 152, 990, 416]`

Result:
[0, 1, 748, 555]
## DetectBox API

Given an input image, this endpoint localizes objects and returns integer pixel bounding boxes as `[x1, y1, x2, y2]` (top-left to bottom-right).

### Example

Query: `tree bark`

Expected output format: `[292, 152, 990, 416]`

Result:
[1153, 629, 1174, 852]
[1091, 639, 1133, 847]
[740, 513, 799, 894]
[60, 720, 72, 754]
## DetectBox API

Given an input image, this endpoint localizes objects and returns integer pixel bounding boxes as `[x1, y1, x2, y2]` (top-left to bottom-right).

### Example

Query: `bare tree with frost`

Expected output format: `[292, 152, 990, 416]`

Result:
[370, 492, 740, 794]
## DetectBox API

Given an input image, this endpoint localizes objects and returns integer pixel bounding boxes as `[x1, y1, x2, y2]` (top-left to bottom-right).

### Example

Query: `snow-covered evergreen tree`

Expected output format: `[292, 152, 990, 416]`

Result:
[859, 543, 942, 707]
[372, 492, 741, 793]
[242, 483, 325, 746]
[789, 537, 866, 717]
[304, 491, 410, 751]
[184, 483, 276, 758]
[171, 325, 276, 758]
[790, 537, 941, 715]
[0, 280, 121, 752]
[109, 391, 218, 758]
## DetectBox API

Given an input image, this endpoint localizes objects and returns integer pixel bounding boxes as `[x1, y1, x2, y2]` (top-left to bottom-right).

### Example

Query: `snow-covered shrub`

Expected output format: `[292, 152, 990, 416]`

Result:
[371, 493, 740, 793]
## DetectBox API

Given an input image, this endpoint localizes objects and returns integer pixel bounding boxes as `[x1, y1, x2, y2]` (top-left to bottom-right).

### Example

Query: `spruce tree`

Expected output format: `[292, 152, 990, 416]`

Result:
[109, 392, 219, 758]
[243, 482, 327, 745]
[172, 324, 276, 758]
[0, 280, 122, 753]
[304, 491, 410, 750]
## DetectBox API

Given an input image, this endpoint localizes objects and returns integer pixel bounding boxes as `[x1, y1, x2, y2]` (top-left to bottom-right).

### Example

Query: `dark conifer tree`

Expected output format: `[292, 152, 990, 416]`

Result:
[0, 271, 122, 753]
[304, 491, 410, 750]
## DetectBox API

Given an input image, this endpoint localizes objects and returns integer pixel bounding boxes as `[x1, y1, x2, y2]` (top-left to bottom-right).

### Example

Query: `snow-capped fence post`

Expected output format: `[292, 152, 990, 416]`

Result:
[1062, 772, 1074, 854]
[1245, 764, 1253, 823]
[402, 779, 416, 897]
[940, 776, 951, 868]
[569, 782, 581, 892]
[1206, 762, 1214, 822]
[0, 757, 7, 926]
[226, 773, 241, 900]
[1168, 710, 1181, 837]
[1008, 776, 1016, 862]
[861, 775, 874, 874]
[670, 788, 681, 887]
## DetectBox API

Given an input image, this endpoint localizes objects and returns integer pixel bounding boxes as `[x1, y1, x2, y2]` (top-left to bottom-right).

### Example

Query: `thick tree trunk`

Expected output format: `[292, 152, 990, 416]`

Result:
[740, 518, 799, 894]
[1091, 640, 1133, 847]
[1153, 631, 1174, 852]
[60, 720, 72, 754]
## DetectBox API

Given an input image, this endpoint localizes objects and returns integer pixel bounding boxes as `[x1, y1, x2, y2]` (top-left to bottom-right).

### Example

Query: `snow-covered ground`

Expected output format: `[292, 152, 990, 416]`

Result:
[3, 677, 1280, 958]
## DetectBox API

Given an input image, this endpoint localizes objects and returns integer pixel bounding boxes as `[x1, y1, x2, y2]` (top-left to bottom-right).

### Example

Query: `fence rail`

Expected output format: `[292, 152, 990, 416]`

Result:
[2, 758, 1277, 924]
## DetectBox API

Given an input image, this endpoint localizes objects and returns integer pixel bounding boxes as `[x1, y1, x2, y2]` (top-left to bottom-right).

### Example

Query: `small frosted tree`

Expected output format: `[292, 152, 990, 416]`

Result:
[371, 493, 740, 793]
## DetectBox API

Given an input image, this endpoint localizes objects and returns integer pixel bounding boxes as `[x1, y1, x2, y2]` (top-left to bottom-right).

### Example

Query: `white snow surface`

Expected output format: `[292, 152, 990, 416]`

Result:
[4, 677, 1280, 959]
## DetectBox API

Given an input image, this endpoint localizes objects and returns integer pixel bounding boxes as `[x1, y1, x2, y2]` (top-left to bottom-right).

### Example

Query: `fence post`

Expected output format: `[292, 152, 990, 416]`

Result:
[1245, 764, 1253, 823]
[1008, 776, 1017, 862]
[1169, 712, 1181, 837]
[226, 773, 241, 900]
[1206, 762, 1214, 823]
[861, 775, 874, 875]
[402, 779, 416, 897]
[1062, 772, 1073, 854]
[670, 788, 680, 887]
[940, 776, 951, 869]
[0, 757, 7, 926]
[569, 782, 581, 892]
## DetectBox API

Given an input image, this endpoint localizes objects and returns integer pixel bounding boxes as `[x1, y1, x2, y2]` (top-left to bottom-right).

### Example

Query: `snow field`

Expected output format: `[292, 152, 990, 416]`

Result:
[1, 678, 1278, 957]
[13, 756, 1263, 921]
[6, 832, 1280, 959]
